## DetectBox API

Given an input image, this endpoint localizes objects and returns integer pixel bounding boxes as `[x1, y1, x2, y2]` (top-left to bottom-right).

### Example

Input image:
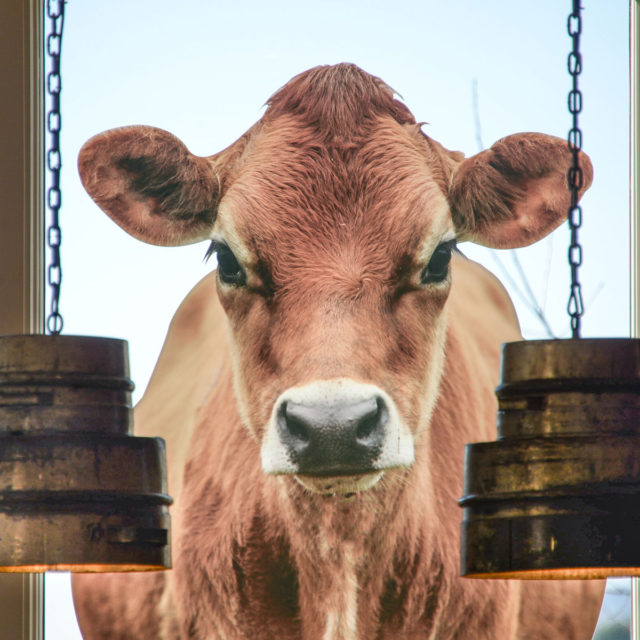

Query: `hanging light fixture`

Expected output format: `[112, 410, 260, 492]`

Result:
[460, 1, 640, 580]
[0, 335, 171, 572]
[0, 0, 171, 572]
[460, 338, 640, 579]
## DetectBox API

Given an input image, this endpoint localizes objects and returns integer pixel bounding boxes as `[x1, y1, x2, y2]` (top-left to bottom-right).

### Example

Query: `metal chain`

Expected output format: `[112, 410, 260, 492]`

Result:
[46, 0, 65, 335]
[567, 0, 584, 339]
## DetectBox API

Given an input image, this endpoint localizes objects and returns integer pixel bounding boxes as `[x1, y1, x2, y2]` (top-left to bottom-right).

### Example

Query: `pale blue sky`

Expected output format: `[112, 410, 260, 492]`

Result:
[46, 2, 630, 637]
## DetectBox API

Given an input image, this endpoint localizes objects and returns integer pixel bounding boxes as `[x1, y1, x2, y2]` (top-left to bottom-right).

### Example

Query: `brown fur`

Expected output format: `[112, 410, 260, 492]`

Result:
[73, 64, 603, 639]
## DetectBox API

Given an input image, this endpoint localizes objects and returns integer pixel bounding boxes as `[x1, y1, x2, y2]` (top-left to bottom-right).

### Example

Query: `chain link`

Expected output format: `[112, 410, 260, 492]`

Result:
[567, 0, 584, 339]
[46, 0, 65, 334]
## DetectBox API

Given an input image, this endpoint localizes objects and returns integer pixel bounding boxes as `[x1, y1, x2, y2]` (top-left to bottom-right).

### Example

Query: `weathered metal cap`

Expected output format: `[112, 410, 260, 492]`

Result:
[0, 334, 134, 434]
[0, 334, 171, 571]
[460, 338, 640, 579]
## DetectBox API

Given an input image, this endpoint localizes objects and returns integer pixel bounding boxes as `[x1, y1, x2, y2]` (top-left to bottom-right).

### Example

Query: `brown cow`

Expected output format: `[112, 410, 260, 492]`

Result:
[72, 64, 604, 639]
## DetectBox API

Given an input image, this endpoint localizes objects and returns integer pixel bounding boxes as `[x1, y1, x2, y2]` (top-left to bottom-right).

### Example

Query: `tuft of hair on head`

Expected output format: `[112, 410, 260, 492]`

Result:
[266, 64, 416, 142]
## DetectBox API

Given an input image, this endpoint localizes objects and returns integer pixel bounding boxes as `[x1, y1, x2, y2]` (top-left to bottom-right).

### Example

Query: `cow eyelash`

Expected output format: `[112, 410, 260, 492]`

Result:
[204, 241, 216, 263]
[420, 240, 456, 285]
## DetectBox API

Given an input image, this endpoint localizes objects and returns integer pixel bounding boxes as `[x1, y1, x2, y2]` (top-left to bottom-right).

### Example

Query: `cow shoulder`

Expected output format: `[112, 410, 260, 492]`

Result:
[517, 580, 605, 639]
[448, 251, 521, 356]
[135, 271, 228, 499]
[73, 572, 168, 640]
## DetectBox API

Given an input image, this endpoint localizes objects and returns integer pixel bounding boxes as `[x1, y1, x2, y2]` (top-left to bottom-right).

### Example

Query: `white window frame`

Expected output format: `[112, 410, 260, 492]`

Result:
[631, 1, 640, 634]
[0, 0, 44, 638]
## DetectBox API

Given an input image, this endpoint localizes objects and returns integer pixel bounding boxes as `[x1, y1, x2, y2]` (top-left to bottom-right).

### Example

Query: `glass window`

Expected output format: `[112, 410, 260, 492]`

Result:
[45, 2, 630, 637]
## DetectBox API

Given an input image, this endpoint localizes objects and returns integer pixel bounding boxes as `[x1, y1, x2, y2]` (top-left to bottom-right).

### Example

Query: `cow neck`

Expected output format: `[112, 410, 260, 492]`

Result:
[264, 466, 443, 639]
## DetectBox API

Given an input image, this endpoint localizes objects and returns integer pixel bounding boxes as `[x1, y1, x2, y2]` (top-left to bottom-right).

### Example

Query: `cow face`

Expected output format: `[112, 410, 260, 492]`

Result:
[206, 111, 461, 494]
[78, 64, 591, 495]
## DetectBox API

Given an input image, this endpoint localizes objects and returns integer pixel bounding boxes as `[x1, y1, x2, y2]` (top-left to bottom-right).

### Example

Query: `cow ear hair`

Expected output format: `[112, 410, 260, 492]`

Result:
[449, 133, 593, 249]
[78, 126, 223, 247]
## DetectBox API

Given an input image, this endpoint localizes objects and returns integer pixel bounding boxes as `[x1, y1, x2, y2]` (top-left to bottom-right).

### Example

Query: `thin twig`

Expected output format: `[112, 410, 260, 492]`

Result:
[472, 78, 484, 153]
[510, 251, 556, 338]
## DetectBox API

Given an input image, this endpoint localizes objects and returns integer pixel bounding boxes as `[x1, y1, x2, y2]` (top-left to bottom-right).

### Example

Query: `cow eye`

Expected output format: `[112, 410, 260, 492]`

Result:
[421, 240, 455, 285]
[205, 241, 245, 286]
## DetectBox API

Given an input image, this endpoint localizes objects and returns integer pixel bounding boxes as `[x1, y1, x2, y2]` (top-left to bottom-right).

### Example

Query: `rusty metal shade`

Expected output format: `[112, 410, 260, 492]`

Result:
[0, 334, 171, 572]
[460, 338, 640, 579]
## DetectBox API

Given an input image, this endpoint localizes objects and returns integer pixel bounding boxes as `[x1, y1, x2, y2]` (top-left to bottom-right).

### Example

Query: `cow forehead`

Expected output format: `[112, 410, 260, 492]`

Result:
[215, 114, 453, 277]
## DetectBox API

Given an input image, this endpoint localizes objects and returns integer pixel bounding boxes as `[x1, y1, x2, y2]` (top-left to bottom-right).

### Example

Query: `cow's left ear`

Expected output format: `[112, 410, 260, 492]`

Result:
[449, 133, 592, 249]
[79, 126, 226, 247]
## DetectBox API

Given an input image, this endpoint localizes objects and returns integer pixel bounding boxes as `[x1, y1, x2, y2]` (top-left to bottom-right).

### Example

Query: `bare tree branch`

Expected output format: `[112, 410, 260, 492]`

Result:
[472, 77, 484, 153]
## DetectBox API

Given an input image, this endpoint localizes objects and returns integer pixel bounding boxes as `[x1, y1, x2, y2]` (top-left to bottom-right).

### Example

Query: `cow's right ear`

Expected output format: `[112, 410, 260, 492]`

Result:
[78, 126, 222, 246]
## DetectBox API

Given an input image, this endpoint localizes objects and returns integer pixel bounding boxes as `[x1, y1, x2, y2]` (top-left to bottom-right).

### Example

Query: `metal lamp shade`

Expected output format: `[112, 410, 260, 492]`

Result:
[460, 338, 640, 579]
[0, 335, 171, 571]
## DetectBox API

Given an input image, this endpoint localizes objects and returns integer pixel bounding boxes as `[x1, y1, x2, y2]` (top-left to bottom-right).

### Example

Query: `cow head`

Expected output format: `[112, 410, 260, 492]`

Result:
[78, 64, 591, 496]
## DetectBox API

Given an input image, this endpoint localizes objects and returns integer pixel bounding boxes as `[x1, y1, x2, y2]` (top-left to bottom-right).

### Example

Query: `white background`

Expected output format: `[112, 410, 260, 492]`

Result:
[45, 1, 629, 637]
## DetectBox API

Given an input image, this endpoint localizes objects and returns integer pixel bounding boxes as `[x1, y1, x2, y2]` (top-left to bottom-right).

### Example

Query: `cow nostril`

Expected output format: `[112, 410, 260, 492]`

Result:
[356, 397, 387, 445]
[356, 414, 377, 441]
[287, 415, 310, 444]
[279, 401, 310, 447]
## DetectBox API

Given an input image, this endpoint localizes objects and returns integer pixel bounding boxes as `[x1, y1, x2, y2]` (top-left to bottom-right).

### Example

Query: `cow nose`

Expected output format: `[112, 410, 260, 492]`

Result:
[277, 395, 388, 475]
